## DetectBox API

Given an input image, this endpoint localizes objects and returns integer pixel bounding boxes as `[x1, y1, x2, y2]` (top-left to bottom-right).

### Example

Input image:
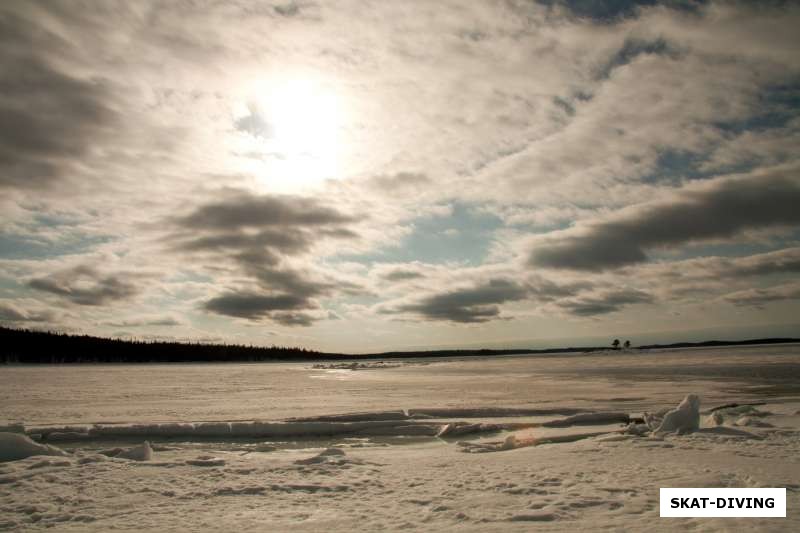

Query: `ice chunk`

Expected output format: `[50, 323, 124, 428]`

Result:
[649, 394, 700, 435]
[624, 423, 650, 436]
[289, 411, 408, 422]
[541, 412, 630, 428]
[734, 416, 773, 428]
[0, 432, 68, 462]
[46, 431, 92, 441]
[116, 441, 153, 461]
[457, 434, 538, 453]
[437, 422, 502, 438]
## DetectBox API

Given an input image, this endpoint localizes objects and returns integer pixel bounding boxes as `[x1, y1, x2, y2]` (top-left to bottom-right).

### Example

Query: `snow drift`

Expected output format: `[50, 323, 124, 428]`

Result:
[645, 394, 700, 435]
[0, 432, 68, 463]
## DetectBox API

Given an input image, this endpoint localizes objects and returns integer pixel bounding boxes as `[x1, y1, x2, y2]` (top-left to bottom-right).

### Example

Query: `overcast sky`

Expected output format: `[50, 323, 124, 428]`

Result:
[1, 0, 799, 352]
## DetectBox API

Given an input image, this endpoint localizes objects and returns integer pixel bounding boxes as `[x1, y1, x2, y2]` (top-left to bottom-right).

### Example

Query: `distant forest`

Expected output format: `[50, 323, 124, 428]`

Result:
[1, 326, 798, 364]
[0, 327, 334, 364]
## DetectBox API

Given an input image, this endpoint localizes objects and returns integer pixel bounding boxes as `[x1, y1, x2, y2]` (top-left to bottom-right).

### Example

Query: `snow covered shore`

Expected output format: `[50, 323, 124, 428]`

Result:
[1, 396, 799, 531]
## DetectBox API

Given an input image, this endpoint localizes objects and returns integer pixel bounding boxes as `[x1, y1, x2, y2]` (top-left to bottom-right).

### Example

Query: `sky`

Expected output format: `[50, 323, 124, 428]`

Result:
[1, 0, 800, 352]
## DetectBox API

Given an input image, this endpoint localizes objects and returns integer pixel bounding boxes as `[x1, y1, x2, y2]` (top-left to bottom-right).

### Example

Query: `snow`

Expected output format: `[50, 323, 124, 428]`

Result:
[186, 455, 226, 467]
[116, 441, 152, 461]
[0, 433, 67, 463]
[647, 394, 701, 435]
[1, 344, 800, 530]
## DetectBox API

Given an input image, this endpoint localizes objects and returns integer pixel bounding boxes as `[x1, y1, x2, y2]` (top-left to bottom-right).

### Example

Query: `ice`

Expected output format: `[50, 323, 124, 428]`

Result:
[646, 394, 700, 435]
[294, 447, 352, 465]
[0, 432, 68, 463]
[436, 422, 502, 438]
[290, 411, 408, 422]
[186, 455, 226, 467]
[733, 416, 774, 428]
[408, 407, 584, 418]
[31, 419, 456, 441]
[705, 412, 725, 426]
[458, 434, 536, 453]
[541, 412, 630, 428]
[694, 427, 763, 439]
[2, 345, 800, 531]
[99, 441, 153, 461]
[117, 441, 152, 461]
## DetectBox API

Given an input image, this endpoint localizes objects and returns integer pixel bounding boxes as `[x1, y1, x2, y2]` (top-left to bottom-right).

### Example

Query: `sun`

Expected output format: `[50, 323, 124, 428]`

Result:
[234, 76, 345, 192]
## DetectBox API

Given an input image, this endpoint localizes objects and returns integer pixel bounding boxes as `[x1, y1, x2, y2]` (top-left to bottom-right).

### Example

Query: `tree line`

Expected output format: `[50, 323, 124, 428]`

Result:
[0, 326, 331, 364]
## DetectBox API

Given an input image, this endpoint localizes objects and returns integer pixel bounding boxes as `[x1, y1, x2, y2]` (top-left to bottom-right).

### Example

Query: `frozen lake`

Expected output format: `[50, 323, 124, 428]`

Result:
[3, 343, 800, 427]
[2, 344, 800, 531]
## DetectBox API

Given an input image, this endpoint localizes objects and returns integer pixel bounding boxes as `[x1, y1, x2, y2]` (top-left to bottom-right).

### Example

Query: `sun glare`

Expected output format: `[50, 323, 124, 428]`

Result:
[234, 77, 345, 192]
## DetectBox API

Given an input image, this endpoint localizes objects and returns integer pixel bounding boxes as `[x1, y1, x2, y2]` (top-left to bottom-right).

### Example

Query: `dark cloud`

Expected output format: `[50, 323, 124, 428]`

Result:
[557, 288, 653, 316]
[724, 283, 800, 309]
[177, 230, 311, 256]
[383, 279, 530, 323]
[169, 192, 362, 325]
[598, 38, 681, 79]
[529, 277, 594, 302]
[28, 265, 141, 306]
[378, 275, 597, 323]
[0, 10, 118, 188]
[203, 291, 310, 320]
[721, 247, 800, 278]
[534, 0, 703, 22]
[659, 247, 800, 282]
[530, 170, 800, 271]
[175, 192, 357, 230]
[274, 2, 301, 17]
[0, 301, 56, 323]
[382, 269, 426, 282]
[271, 311, 316, 327]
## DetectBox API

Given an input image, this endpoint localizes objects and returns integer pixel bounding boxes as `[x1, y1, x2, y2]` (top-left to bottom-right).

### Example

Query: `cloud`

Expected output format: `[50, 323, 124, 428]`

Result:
[2, 0, 800, 348]
[379, 278, 530, 323]
[534, 0, 701, 23]
[556, 288, 653, 316]
[382, 269, 426, 282]
[370, 262, 430, 282]
[367, 173, 433, 195]
[648, 247, 800, 282]
[28, 265, 141, 306]
[203, 291, 310, 320]
[100, 316, 183, 328]
[374, 268, 599, 323]
[174, 191, 357, 231]
[234, 102, 274, 139]
[720, 247, 800, 278]
[167, 191, 362, 325]
[0, 10, 119, 189]
[529, 167, 800, 271]
[0, 300, 56, 323]
[597, 37, 681, 79]
[724, 282, 800, 309]
[271, 311, 316, 327]
[274, 2, 301, 17]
